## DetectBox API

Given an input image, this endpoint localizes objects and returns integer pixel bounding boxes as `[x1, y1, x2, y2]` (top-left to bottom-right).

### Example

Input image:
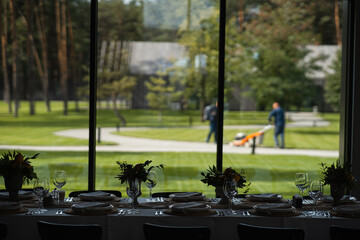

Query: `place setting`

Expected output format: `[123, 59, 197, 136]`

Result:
[167, 192, 208, 202]
[0, 190, 36, 202]
[64, 201, 117, 216]
[76, 191, 119, 202]
[164, 201, 216, 216]
[244, 193, 286, 203]
[250, 202, 301, 217]
[0, 201, 28, 215]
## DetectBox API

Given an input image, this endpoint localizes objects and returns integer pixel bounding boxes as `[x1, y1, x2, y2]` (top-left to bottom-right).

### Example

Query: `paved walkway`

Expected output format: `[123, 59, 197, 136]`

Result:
[0, 112, 339, 157]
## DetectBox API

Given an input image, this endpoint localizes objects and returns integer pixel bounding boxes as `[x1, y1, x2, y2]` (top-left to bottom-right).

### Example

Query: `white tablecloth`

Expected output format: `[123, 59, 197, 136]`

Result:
[0, 199, 359, 240]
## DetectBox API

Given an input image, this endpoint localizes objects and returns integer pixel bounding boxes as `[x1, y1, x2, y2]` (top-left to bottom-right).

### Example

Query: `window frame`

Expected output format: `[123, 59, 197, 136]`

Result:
[87, 0, 360, 195]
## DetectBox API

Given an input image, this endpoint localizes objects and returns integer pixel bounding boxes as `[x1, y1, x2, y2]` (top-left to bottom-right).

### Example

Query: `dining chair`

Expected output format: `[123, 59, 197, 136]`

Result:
[237, 223, 305, 240]
[151, 192, 186, 198]
[37, 221, 102, 240]
[330, 225, 360, 240]
[143, 223, 211, 240]
[0, 222, 7, 240]
[69, 190, 122, 197]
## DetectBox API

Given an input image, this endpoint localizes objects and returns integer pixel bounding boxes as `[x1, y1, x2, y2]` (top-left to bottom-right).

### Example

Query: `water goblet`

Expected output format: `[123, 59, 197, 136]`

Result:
[33, 179, 48, 214]
[308, 180, 324, 215]
[223, 179, 238, 215]
[144, 172, 157, 201]
[127, 178, 140, 214]
[295, 173, 309, 197]
[53, 170, 66, 202]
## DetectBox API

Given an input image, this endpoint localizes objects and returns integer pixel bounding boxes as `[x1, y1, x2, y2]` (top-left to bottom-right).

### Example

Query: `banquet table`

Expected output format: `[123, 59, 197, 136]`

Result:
[1, 198, 360, 240]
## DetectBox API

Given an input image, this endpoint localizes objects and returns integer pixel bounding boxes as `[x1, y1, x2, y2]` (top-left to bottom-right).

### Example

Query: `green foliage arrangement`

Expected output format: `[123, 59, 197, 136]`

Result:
[0, 151, 38, 183]
[321, 159, 355, 191]
[115, 160, 164, 184]
[200, 165, 250, 193]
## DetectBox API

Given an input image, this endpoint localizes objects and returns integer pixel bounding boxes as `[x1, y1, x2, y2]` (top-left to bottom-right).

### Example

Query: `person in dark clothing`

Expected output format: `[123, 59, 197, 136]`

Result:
[206, 102, 218, 143]
[268, 102, 285, 148]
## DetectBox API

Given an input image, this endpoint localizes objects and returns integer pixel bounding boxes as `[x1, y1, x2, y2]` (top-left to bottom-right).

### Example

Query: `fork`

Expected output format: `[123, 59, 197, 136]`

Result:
[118, 209, 125, 215]
[55, 210, 63, 215]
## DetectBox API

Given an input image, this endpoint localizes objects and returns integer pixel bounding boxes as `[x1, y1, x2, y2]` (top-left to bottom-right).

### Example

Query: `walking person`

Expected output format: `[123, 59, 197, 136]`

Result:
[205, 102, 218, 143]
[268, 102, 285, 148]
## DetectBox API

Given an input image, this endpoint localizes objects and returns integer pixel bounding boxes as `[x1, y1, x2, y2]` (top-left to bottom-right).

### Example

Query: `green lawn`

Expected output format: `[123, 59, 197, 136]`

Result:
[114, 113, 340, 150]
[0, 101, 340, 199]
[1, 101, 339, 149]
[0, 150, 336, 199]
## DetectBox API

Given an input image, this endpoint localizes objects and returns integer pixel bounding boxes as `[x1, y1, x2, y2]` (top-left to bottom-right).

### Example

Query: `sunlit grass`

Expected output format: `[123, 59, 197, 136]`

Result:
[3, 150, 336, 199]
[114, 113, 340, 150]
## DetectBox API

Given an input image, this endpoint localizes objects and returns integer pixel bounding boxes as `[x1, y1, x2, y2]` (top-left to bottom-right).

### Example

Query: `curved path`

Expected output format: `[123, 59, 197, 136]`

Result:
[0, 112, 338, 157]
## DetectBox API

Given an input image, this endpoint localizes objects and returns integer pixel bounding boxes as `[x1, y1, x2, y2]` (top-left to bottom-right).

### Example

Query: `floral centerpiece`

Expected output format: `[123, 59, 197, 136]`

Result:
[201, 165, 250, 204]
[0, 151, 39, 201]
[115, 160, 164, 205]
[321, 159, 355, 206]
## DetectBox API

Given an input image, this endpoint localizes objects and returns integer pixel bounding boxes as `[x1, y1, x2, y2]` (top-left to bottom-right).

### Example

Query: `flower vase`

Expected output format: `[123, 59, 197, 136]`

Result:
[128, 179, 142, 206]
[133, 184, 142, 206]
[4, 173, 23, 202]
[330, 183, 345, 206]
[215, 186, 229, 205]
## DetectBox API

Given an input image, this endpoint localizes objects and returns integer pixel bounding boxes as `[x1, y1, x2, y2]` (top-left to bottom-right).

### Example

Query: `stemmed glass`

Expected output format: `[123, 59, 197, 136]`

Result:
[223, 179, 238, 215]
[33, 179, 49, 214]
[144, 171, 157, 201]
[53, 170, 66, 202]
[127, 178, 140, 214]
[295, 173, 309, 198]
[308, 180, 324, 215]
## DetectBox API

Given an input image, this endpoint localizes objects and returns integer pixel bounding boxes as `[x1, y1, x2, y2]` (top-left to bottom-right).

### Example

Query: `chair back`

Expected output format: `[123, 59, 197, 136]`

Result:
[69, 190, 121, 197]
[330, 225, 360, 240]
[237, 223, 304, 240]
[0, 222, 7, 240]
[37, 221, 102, 240]
[143, 223, 210, 240]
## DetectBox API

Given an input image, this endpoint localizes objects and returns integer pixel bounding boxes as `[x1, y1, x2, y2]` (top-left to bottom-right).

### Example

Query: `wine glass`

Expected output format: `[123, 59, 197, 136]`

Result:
[33, 179, 49, 214]
[144, 171, 157, 201]
[223, 179, 238, 215]
[127, 178, 140, 214]
[308, 180, 324, 215]
[53, 170, 66, 202]
[295, 173, 309, 198]
[53, 170, 66, 189]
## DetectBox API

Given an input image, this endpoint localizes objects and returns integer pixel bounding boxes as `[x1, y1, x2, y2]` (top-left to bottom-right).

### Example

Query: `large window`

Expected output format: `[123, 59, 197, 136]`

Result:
[223, 0, 342, 198]
[1, 0, 359, 199]
[94, 0, 219, 197]
[0, 0, 90, 193]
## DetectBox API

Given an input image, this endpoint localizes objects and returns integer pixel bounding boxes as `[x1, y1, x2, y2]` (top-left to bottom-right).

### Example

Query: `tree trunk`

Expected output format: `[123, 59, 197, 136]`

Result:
[0, 0, 12, 113]
[112, 94, 127, 126]
[238, 0, 244, 33]
[37, 0, 50, 112]
[9, 0, 18, 117]
[26, 0, 35, 115]
[334, 0, 341, 46]
[67, 6, 78, 112]
[56, 0, 68, 115]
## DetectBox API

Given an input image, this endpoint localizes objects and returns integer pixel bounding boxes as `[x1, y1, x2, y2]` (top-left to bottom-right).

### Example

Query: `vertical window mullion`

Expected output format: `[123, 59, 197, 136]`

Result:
[216, 0, 226, 173]
[88, 0, 98, 191]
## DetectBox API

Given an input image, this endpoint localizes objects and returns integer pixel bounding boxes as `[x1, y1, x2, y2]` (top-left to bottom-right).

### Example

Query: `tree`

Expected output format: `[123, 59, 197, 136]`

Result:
[101, 72, 137, 126]
[55, 0, 68, 115]
[9, 0, 18, 117]
[0, 0, 11, 113]
[145, 76, 174, 122]
[238, 0, 319, 110]
[26, 0, 35, 115]
[325, 49, 341, 111]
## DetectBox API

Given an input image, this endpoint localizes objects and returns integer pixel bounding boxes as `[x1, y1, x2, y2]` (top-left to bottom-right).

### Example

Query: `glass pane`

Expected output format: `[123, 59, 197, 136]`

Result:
[223, 0, 342, 199]
[95, 0, 219, 198]
[0, 0, 90, 196]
